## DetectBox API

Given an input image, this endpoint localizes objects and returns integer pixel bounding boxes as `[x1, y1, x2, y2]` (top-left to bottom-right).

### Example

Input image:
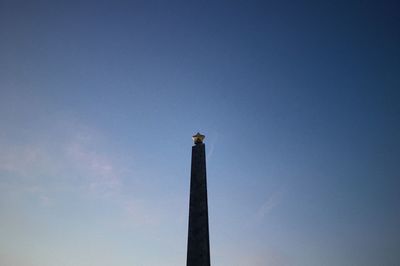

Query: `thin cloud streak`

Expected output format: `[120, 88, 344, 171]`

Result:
[254, 188, 286, 224]
[206, 132, 218, 160]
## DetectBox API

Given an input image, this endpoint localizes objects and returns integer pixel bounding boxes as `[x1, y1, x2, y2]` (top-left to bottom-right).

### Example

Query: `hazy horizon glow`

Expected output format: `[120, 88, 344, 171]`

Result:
[1, 1, 399, 265]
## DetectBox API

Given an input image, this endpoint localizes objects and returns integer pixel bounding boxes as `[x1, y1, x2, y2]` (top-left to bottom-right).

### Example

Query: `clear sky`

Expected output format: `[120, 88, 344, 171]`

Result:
[0, 1, 399, 265]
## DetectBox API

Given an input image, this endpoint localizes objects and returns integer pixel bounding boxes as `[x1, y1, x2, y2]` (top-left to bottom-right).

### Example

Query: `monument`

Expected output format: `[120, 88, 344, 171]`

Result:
[186, 132, 211, 266]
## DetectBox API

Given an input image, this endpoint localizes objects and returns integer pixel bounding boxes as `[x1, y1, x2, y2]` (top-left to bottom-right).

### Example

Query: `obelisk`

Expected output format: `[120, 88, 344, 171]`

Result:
[186, 132, 211, 266]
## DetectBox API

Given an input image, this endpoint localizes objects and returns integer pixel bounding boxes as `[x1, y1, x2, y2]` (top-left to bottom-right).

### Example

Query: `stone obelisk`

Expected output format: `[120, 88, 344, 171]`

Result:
[186, 132, 211, 266]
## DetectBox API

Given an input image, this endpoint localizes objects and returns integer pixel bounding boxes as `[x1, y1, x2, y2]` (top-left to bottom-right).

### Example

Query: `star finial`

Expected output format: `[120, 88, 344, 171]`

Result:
[192, 132, 205, 144]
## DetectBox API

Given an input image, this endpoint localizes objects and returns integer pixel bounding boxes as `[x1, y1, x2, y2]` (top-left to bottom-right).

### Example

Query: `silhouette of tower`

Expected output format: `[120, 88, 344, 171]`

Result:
[186, 132, 211, 266]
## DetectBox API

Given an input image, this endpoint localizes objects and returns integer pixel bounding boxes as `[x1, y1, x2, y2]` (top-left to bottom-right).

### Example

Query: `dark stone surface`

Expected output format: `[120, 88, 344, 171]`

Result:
[186, 142, 211, 266]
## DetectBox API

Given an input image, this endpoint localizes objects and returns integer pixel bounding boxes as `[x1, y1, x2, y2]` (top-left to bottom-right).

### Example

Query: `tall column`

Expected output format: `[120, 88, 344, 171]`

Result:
[186, 133, 211, 266]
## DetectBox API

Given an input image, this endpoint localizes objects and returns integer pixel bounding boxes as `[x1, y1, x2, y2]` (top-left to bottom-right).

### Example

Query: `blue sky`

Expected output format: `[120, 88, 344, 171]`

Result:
[0, 1, 399, 265]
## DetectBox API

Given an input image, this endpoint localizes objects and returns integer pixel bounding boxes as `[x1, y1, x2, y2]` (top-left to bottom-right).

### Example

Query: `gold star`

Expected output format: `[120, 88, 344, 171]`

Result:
[192, 132, 205, 144]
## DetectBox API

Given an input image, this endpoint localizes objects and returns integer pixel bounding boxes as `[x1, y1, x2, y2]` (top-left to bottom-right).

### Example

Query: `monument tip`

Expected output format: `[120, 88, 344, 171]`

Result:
[192, 132, 205, 144]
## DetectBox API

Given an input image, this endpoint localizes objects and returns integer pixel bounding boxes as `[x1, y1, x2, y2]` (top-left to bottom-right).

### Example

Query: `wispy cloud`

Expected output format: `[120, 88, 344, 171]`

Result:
[0, 145, 54, 177]
[206, 132, 218, 160]
[254, 188, 286, 224]
[0, 119, 164, 227]
[0, 145, 59, 206]
[65, 140, 121, 198]
[0, 121, 122, 199]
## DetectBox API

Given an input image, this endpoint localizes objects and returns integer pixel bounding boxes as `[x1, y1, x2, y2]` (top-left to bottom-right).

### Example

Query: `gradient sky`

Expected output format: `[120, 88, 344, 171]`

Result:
[1, 1, 399, 265]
